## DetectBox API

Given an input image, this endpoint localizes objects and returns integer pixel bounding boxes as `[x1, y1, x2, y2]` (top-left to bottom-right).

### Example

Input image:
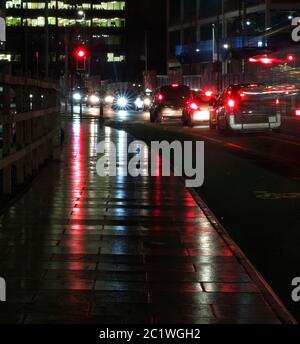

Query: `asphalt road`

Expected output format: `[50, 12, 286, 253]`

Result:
[85, 107, 300, 322]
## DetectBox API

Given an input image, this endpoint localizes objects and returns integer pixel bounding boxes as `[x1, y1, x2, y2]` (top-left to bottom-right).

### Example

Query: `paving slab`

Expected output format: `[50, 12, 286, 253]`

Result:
[0, 117, 294, 324]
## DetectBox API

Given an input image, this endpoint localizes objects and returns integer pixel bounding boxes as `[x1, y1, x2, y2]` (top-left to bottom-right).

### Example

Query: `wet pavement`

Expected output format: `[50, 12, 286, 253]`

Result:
[0, 112, 293, 324]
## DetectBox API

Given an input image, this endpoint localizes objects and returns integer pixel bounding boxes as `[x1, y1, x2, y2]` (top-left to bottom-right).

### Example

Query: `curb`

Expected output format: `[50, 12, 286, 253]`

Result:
[188, 187, 297, 325]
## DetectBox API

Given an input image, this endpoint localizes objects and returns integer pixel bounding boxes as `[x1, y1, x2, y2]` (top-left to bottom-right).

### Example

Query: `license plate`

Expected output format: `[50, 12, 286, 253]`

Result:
[269, 117, 277, 123]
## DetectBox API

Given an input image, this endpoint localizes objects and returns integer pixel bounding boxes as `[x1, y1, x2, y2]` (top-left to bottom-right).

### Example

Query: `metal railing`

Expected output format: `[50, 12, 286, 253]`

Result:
[0, 66, 60, 195]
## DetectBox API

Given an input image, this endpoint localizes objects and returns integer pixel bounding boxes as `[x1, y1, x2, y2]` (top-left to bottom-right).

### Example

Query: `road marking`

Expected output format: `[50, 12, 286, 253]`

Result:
[255, 191, 300, 200]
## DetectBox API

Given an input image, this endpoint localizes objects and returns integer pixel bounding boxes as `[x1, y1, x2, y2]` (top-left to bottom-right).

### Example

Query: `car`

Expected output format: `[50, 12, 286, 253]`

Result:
[209, 84, 282, 134]
[111, 90, 140, 111]
[150, 84, 191, 123]
[71, 88, 89, 105]
[182, 89, 217, 127]
[86, 92, 101, 107]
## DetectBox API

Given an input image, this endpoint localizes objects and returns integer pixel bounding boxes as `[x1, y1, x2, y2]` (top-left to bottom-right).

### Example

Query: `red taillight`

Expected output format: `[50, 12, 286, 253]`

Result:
[276, 99, 280, 105]
[296, 109, 300, 117]
[249, 57, 257, 63]
[172, 84, 179, 88]
[228, 99, 236, 109]
[260, 57, 273, 65]
[157, 93, 164, 101]
[190, 102, 199, 110]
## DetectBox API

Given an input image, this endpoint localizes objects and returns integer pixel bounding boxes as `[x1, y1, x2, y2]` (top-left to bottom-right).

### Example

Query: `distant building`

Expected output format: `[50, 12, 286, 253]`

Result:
[167, 0, 300, 88]
[2, 0, 127, 79]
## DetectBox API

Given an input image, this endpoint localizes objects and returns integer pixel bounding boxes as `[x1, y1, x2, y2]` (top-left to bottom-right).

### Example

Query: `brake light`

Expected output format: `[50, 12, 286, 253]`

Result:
[249, 57, 257, 63]
[157, 93, 164, 101]
[190, 102, 199, 110]
[172, 84, 179, 88]
[228, 99, 236, 108]
[296, 109, 300, 117]
[260, 57, 273, 65]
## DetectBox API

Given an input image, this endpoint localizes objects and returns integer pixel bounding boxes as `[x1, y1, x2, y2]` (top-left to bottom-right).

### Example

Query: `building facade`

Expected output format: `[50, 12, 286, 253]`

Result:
[2, 0, 127, 80]
[167, 0, 300, 88]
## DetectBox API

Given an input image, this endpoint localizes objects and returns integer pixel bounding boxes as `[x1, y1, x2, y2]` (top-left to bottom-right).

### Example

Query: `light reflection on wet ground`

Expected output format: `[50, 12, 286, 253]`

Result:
[0, 111, 286, 324]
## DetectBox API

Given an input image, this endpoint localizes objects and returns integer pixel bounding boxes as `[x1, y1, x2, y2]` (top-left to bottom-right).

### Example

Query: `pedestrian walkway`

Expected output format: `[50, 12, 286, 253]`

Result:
[0, 115, 294, 324]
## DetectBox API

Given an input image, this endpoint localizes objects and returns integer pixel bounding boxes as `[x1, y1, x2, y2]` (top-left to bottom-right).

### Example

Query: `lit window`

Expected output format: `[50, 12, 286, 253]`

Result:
[93, 2, 126, 10]
[6, 17, 21, 26]
[107, 53, 125, 62]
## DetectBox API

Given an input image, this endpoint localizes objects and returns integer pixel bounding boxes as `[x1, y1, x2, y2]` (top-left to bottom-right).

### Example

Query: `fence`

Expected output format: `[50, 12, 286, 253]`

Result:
[0, 66, 60, 195]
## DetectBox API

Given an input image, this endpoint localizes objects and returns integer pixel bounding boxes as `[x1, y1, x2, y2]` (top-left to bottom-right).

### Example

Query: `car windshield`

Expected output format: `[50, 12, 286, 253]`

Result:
[159, 86, 190, 101]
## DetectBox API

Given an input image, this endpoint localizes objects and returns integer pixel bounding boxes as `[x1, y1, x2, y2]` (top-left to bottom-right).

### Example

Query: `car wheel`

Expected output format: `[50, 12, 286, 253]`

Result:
[187, 116, 194, 128]
[150, 113, 155, 123]
[209, 120, 216, 130]
[217, 116, 231, 136]
[156, 112, 162, 123]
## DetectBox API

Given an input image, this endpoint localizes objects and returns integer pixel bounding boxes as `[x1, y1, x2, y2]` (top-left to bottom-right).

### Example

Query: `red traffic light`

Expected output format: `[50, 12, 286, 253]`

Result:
[76, 47, 87, 59]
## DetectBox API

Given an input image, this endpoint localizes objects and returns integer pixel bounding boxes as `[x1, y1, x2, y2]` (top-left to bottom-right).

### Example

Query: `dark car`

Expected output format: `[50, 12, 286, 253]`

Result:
[182, 89, 217, 127]
[209, 83, 282, 134]
[150, 84, 191, 123]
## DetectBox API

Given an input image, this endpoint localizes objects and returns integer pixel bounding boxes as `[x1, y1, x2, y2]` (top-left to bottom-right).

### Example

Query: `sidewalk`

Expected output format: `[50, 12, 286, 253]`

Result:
[0, 116, 294, 324]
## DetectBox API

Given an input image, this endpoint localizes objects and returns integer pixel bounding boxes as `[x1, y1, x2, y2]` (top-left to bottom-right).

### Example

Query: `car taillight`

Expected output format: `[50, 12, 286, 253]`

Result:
[190, 102, 199, 110]
[296, 109, 300, 117]
[157, 94, 164, 101]
[227, 99, 236, 109]
[276, 99, 280, 105]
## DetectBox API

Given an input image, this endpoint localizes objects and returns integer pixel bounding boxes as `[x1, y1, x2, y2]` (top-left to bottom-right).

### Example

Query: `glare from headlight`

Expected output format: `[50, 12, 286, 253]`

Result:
[135, 97, 144, 108]
[144, 98, 151, 106]
[73, 92, 81, 101]
[105, 95, 114, 103]
[90, 95, 100, 104]
[117, 97, 128, 107]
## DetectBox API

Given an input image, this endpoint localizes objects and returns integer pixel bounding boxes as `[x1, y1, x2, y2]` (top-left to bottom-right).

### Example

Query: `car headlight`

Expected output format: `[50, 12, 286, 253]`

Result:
[117, 97, 128, 107]
[105, 95, 114, 103]
[73, 92, 81, 101]
[135, 97, 144, 108]
[144, 98, 151, 106]
[90, 95, 100, 104]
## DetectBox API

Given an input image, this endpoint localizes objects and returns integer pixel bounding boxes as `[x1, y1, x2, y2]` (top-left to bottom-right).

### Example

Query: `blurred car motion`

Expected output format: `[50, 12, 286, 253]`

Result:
[182, 89, 217, 127]
[72, 87, 88, 105]
[209, 84, 282, 134]
[87, 92, 101, 107]
[150, 84, 191, 123]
